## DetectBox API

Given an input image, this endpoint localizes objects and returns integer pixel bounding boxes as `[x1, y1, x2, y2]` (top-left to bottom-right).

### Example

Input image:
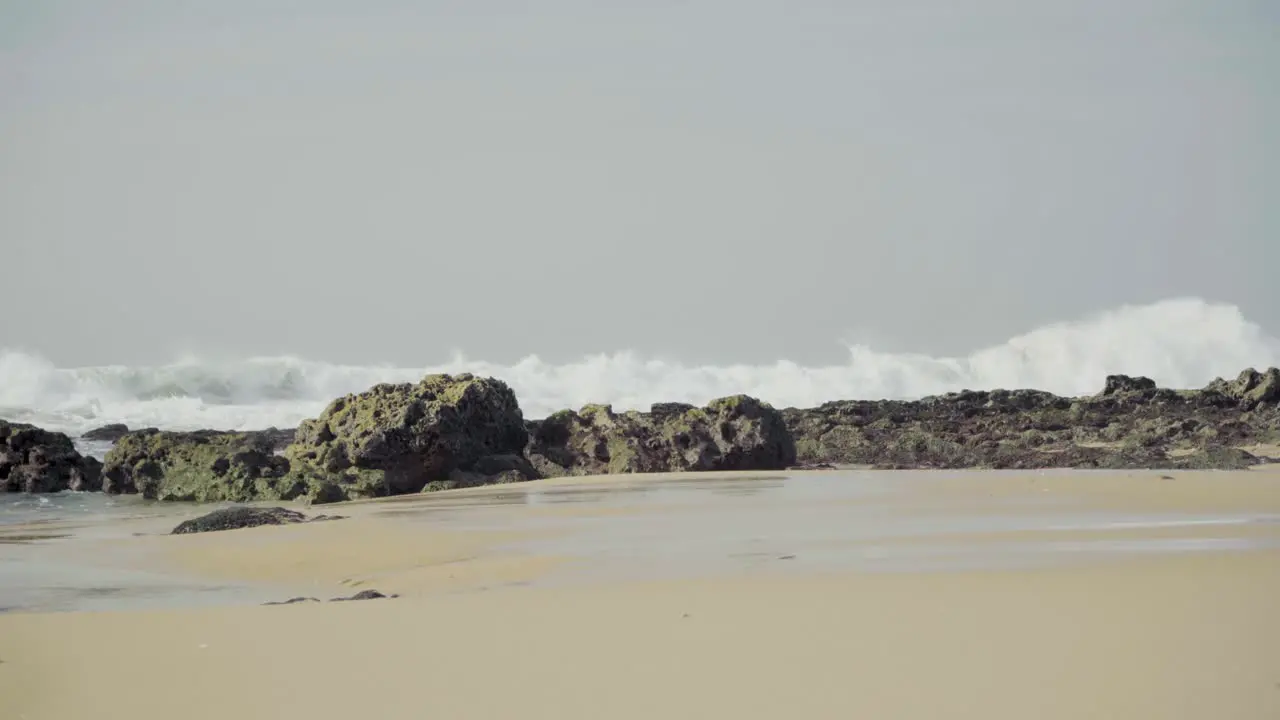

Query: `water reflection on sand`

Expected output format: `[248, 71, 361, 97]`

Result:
[2, 469, 1278, 612]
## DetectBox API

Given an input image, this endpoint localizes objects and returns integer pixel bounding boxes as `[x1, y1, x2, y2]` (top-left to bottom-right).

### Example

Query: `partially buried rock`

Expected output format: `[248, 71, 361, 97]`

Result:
[103, 430, 314, 502]
[0, 420, 102, 493]
[1168, 445, 1260, 470]
[330, 590, 397, 601]
[263, 590, 397, 605]
[263, 596, 320, 606]
[788, 462, 838, 470]
[526, 395, 796, 477]
[171, 506, 326, 534]
[286, 373, 532, 501]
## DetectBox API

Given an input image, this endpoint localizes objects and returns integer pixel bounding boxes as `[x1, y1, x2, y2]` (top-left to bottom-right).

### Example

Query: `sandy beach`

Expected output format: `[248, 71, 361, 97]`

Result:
[2, 468, 1279, 719]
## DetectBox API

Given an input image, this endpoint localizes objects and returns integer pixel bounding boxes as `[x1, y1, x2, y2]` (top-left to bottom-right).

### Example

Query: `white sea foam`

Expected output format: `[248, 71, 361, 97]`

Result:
[1, 297, 1277, 437]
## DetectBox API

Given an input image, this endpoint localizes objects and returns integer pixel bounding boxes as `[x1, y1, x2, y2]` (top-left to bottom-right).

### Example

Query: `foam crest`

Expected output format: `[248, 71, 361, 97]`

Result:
[1, 298, 1276, 437]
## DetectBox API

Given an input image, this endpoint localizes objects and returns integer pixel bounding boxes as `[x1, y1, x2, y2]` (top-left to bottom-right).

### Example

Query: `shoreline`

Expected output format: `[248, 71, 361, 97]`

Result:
[2, 467, 1278, 613]
[2, 467, 1278, 718]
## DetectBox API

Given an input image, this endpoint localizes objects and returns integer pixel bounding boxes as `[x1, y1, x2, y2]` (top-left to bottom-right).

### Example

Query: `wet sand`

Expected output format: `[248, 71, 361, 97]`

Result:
[2, 468, 1279, 719]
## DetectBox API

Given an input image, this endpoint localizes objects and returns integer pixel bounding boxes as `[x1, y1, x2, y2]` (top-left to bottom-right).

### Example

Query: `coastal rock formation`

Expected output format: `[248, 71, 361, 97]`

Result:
[1203, 368, 1280, 410]
[170, 506, 342, 534]
[84, 424, 295, 451]
[255, 427, 298, 452]
[430, 452, 540, 492]
[102, 430, 312, 502]
[286, 373, 532, 501]
[81, 423, 132, 442]
[526, 395, 796, 477]
[0, 421, 102, 492]
[10, 366, 1280, 497]
[781, 370, 1280, 470]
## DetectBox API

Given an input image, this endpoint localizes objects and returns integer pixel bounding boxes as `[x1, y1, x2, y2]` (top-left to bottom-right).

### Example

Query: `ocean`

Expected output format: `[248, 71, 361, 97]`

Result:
[2, 297, 1278, 442]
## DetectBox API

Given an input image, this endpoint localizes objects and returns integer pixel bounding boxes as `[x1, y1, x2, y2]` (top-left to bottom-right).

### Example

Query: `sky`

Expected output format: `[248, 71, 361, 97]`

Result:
[2, 0, 1276, 367]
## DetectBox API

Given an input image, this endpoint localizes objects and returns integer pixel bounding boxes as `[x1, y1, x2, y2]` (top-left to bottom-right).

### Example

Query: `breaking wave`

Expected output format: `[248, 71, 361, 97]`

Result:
[1, 297, 1277, 437]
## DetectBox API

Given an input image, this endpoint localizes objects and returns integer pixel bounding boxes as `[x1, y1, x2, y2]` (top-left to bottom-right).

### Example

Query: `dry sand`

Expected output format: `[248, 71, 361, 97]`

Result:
[2, 469, 1279, 719]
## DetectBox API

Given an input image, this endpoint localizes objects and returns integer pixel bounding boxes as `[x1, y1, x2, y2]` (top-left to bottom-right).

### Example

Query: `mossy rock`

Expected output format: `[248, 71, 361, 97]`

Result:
[526, 394, 795, 476]
[285, 373, 531, 500]
[102, 430, 306, 502]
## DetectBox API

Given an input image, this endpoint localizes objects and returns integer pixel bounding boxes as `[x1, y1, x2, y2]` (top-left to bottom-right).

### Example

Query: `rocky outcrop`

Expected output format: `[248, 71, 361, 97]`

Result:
[526, 395, 796, 477]
[101, 430, 314, 502]
[13, 367, 1280, 499]
[429, 453, 539, 492]
[171, 506, 342, 534]
[782, 369, 1280, 470]
[84, 424, 295, 451]
[255, 427, 298, 452]
[1203, 368, 1280, 410]
[286, 373, 533, 501]
[92, 374, 531, 504]
[0, 421, 102, 493]
[81, 423, 132, 442]
[1099, 375, 1156, 396]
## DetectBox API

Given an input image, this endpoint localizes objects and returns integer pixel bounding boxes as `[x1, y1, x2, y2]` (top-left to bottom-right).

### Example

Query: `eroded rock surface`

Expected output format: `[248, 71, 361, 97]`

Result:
[171, 506, 312, 534]
[0, 421, 102, 493]
[103, 430, 307, 502]
[526, 395, 795, 477]
[781, 370, 1280, 470]
[81, 423, 132, 443]
[286, 373, 532, 501]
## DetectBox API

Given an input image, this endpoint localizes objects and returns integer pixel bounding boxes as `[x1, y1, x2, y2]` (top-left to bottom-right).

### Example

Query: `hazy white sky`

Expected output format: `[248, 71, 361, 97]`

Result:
[2, 1, 1276, 366]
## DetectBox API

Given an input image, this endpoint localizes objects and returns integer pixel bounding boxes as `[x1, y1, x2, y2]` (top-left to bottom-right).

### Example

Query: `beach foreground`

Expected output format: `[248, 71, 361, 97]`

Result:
[2, 469, 1279, 719]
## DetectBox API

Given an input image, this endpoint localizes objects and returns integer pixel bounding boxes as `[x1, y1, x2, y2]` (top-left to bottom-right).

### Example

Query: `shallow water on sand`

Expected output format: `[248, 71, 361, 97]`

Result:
[2, 470, 1278, 613]
[375, 470, 1280, 581]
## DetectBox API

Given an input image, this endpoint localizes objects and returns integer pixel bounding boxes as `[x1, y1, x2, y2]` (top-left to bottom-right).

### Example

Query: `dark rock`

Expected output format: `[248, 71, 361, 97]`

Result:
[781, 368, 1280, 470]
[251, 427, 297, 452]
[1204, 368, 1280, 410]
[94, 425, 296, 451]
[428, 453, 539, 492]
[81, 423, 132, 442]
[1099, 375, 1157, 396]
[1167, 445, 1260, 470]
[527, 395, 795, 477]
[286, 373, 531, 502]
[103, 430, 311, 502]
[329, 589, 397, 601]
[0, 421, 103, 493]
[171, 506, 311, 534]
[264, 590, 397, 605]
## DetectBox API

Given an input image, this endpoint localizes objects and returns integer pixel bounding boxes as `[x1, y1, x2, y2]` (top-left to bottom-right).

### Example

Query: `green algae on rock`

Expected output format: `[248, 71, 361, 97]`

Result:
[286, 373, 533, 501]
[0, 420, 102, 493]
[101, 430, 310, 502]
[779, 370, 1280, 470]
[526, 394, 796, 477]
[171, 506, 313, 534]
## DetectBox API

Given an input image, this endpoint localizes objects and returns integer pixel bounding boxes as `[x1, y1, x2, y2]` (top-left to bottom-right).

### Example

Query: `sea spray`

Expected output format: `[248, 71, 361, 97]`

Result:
[1, 297, 1277, 437]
